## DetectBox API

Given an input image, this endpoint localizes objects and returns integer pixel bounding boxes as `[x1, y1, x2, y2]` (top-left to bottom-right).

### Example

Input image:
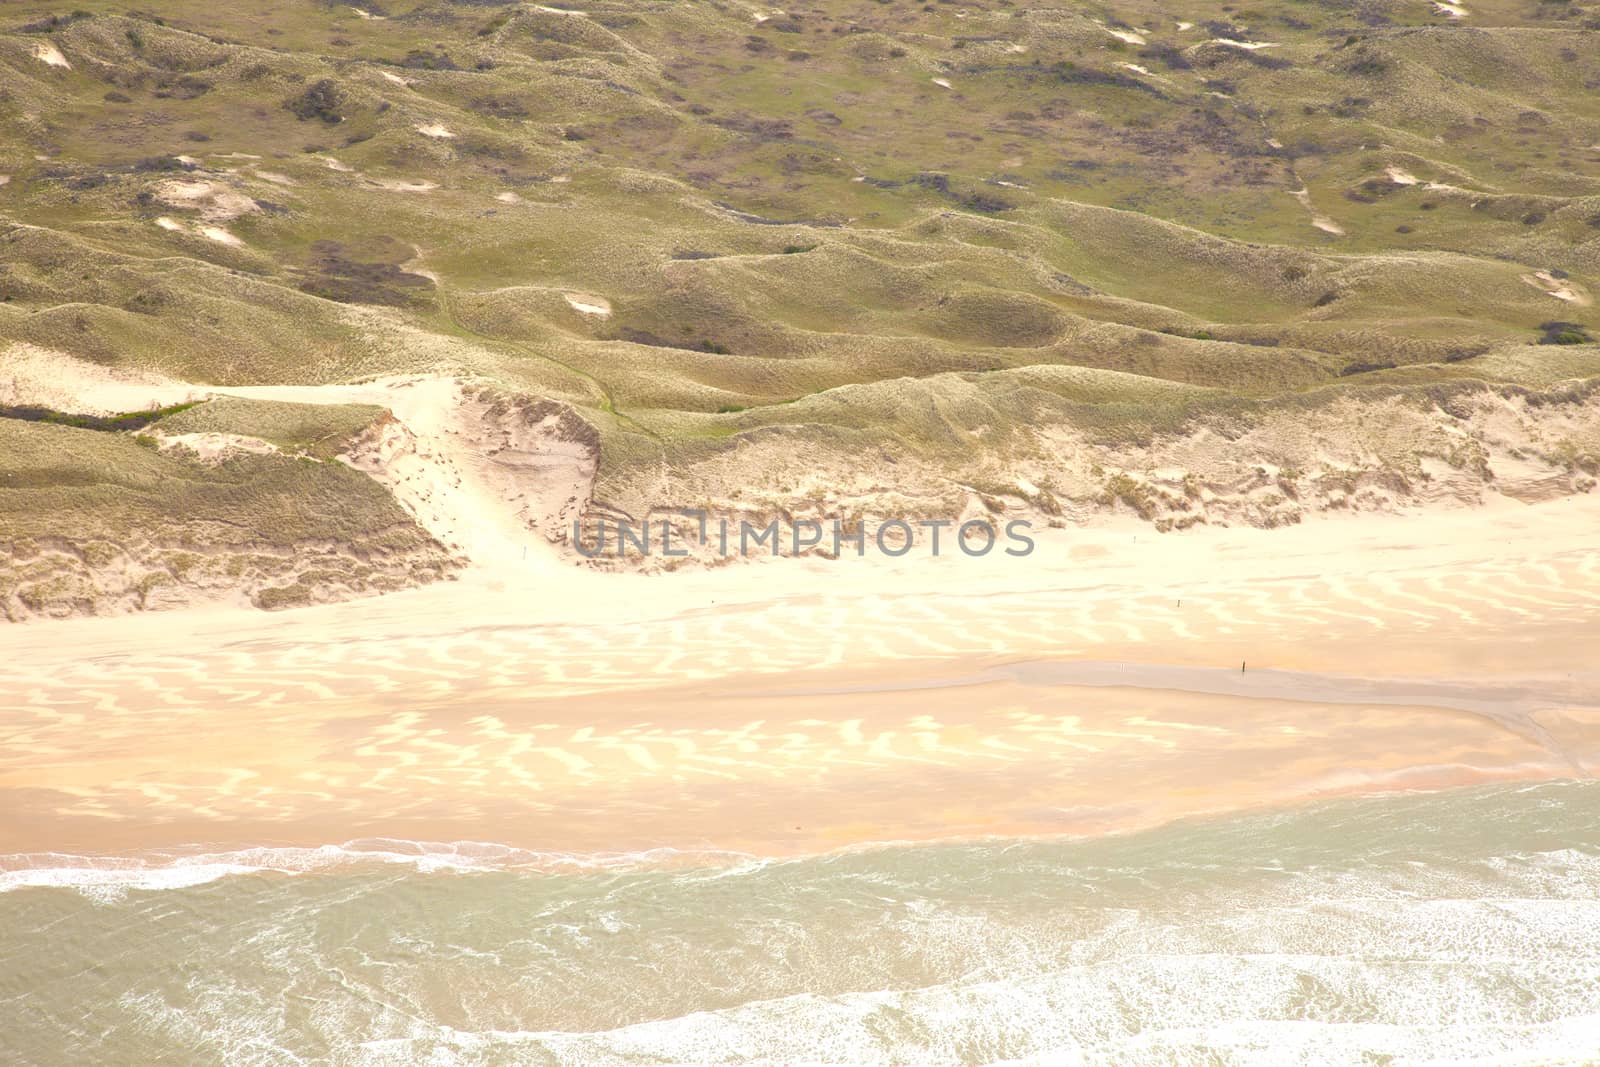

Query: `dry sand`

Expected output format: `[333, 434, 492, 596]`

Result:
[1100, 26, 1146, 46]
[3, 361, 1596, 857]
[213, 376, 597, 563]
[155, 178, 259, 222]
[0, 343, 205, 414]
[33, 42, 70, 69]
[1208, 38, 1278, 50]
[563, 292, 612, 316]
[1523, 270, 1590, 305]
[368, 178, 439, 193]
[1290, 187, 1344, 235]
[151, 431, 279, 464]
[3, 492, 1597, 857]
[197, 224, 244, 247]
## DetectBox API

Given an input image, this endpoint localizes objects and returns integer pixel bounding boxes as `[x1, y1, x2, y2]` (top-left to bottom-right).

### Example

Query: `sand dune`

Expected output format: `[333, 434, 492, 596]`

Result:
[213, 376, 596, 567]
[0, 343, 204, 414]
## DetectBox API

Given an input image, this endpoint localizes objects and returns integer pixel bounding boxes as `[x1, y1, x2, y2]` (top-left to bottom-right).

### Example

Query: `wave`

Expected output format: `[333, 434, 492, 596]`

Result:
[6, 782, 1600, 1064]
[103, 900, 1600, 1066]
[6, 777, 1600, 896]
[0, 839, 762, 893]
[324, 984, 1600, 1067]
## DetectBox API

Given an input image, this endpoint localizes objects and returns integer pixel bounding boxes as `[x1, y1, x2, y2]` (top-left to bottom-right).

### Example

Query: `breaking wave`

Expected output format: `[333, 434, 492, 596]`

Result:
[3, 781, 1598, 1065]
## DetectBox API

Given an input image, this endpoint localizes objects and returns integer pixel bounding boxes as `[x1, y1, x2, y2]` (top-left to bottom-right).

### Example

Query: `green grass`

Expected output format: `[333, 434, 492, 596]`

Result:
[0, 0, 1596, 534]
[154, 397, 386, 458]
[0, 418, 457, 616]
[0, 419, 420, 547]
[0, 399, 204, 432]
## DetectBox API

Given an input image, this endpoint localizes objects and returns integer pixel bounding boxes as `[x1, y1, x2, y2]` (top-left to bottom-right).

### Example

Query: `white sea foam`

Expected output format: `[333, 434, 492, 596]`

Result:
[274, 948, 1600, 1066]
[0, 840, 758, 894]
[8, 786, 1600, 1064]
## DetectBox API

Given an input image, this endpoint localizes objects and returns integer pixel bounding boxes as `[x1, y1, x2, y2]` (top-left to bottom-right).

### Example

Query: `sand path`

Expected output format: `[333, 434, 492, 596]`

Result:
[213, 376, 593, 573]
[0, 353, 586, 574]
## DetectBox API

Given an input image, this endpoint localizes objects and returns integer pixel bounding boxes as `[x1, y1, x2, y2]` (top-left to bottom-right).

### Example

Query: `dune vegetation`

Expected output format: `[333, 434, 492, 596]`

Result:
[1, 0, 1598, 612]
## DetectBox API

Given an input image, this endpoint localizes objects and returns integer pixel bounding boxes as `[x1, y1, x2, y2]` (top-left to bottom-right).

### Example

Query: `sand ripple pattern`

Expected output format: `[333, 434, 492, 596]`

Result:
[3, 536, 1599, 846]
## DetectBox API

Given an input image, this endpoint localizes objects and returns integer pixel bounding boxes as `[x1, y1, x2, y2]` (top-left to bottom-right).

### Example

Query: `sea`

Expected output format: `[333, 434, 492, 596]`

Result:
[3, 780, 1598, 1066]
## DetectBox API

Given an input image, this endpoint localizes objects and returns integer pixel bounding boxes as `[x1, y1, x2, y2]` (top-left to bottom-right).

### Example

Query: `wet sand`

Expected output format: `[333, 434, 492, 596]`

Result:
[3, 495, 1599, 858]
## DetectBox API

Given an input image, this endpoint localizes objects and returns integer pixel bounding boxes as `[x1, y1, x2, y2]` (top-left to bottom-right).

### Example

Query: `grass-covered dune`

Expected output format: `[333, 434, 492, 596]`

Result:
[1, 0, 1598, 609]
[0, 408, 456, 619]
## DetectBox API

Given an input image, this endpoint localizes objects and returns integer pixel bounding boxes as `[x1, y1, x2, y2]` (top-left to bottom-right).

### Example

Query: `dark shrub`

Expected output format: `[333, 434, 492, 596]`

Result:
[1538, 322, 1594, 345]
[285, 79, 344, 124]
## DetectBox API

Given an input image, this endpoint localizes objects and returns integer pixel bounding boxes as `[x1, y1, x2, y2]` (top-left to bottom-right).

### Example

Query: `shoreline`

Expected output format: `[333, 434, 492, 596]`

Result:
[5, 777, 1594, 893]
[3, 494, 1598, 859]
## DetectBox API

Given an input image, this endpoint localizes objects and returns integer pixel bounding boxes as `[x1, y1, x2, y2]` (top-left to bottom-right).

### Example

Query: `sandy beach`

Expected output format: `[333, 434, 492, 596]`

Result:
[9, 8, 1600, 1063]
[3, 493, 1598, 860]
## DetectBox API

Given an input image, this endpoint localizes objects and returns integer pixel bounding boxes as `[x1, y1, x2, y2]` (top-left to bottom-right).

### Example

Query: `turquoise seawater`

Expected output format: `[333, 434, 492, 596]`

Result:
[4, 780, 1599, 1065]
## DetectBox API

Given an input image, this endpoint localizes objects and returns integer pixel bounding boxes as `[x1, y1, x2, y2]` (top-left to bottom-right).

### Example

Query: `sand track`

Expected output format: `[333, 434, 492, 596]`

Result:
[0, 343, 205, 414]
[214, 377, 599, 571]
[1, 351, 597, 571]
